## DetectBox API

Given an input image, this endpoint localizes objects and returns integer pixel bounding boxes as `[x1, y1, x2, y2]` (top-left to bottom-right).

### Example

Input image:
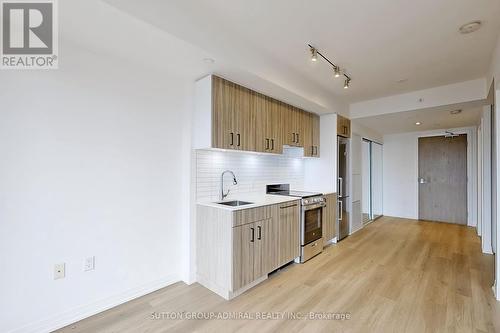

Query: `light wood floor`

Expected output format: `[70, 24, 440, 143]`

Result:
[57, 217, 499, 333]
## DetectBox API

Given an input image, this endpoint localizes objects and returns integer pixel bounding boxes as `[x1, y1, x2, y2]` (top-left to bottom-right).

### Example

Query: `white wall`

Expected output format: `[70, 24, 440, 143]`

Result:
[0, 44, 191, 333]
[304, 114, 338, 193]
[383, 128, 477, 223]
[382, 133, 418, 219]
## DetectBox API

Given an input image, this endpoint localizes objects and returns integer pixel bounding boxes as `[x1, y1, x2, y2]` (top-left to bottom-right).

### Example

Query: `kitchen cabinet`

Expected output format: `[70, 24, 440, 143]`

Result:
[212, 76, 256, 151]
[337, 114, 351, 138]
[311, 114, 320, 157]
[322, 193, 337, 246]
[196, 200, 300, 299]
[255, 94, 282, 154]
[282, 104, 304, 147]
[278, 201, 300, 266]
[195, 75, 320, 157]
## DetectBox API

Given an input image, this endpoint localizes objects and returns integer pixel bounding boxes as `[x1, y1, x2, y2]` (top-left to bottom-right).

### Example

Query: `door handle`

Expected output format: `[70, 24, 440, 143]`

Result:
[257, 226, 262, 240]
[338, 177, 343, 197]
[230, 132, 234, 146]
[266, 138, 270, 150]
[250, 227, 255, 242]
[237, 133, 241, 147]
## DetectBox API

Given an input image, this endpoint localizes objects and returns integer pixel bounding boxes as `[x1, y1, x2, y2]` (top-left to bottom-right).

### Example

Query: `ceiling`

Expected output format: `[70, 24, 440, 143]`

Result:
[353, 102, 486, 135]
[103, 0, 500, 105]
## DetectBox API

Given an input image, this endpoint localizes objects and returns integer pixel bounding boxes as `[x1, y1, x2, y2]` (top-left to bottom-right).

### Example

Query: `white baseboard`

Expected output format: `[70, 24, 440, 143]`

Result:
[11, 274, 179, 333]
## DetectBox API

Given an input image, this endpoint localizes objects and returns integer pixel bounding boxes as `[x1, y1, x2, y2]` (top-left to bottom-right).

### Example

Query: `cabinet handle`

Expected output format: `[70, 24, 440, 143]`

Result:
[280, 204, 298, 209]
[266, 138, 270, 150]
[296, 133, 299, 143]
[271, 139, 275, 151]
[237, 133, 241, 147]
[311, 146, 315, 155]
[230, 132, 234, 146]
[257, 226, 262, 240]
[250, 227, 255, 242]
[292, 132, 296, 143]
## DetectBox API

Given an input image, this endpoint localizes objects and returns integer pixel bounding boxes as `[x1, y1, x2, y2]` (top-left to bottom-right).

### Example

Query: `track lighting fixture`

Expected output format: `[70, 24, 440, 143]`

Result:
[344, 78, 350, 89]
[307, 43, 352, 89]
[333, 65, 341, 78]
[310, 47, 318, 62]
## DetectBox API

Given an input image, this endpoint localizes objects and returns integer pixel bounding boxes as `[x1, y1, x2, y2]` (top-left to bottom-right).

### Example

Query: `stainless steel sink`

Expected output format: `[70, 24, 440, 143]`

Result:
[217, 200, 253, 207]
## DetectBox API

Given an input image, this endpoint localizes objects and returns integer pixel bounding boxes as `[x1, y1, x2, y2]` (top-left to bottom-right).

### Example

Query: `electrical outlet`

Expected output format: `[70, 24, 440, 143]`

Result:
[54, 263, 65, 280]
[84, 256, 95, 271]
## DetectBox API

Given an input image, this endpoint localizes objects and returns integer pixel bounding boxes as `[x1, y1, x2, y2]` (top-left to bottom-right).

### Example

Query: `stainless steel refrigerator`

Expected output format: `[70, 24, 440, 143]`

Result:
[337, 136, 350, 240]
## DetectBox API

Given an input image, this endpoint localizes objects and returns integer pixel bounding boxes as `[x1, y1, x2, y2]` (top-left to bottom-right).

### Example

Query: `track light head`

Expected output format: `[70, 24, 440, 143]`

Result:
[344, 78, 350, 89]
[310, 47, 318, 62]
[333, 66, 341, 78]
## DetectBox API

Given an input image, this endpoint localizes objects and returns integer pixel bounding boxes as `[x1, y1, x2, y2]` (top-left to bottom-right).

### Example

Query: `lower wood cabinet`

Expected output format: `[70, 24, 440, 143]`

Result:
[278, 202, 300, 266]
[322, 193, 337, 246]
[232, 216, 279, 290]
[196, 201, 300, 300]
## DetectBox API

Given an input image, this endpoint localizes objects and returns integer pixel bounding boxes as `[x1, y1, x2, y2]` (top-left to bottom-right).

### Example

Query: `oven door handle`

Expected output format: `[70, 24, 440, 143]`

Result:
[303, 203, 326, 211]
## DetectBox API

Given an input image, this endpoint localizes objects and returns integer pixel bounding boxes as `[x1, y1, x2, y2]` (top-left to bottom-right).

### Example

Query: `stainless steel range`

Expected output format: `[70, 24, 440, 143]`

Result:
[266, 184, 325, 263]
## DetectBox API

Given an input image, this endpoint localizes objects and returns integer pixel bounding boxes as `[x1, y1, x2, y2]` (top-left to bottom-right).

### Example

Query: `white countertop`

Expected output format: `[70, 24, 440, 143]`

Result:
[197, 194, 300, 211]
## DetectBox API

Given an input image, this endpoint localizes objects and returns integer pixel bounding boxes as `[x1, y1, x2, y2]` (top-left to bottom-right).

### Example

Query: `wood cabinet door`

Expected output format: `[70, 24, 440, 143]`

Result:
[255, 92, 270, 153]
[302, 112, 314, 156]
[337, 115, 351, 138]
[212, 76, 237, 149]
[322, 193, 337, 245]
[278, 201, 300, 266]
[234, 85, 256, 151]
[232, 222, 256, 291]
[281, 102, 295, 146]
[293, 107, 304, 147]
[269, 98, 283, 154]
[255, 217, 279, 276]
[312, 114, 320, 157]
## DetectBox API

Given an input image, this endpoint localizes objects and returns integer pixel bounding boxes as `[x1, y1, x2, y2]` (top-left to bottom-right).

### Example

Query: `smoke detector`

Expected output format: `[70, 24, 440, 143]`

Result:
[459, 21, 482, 34]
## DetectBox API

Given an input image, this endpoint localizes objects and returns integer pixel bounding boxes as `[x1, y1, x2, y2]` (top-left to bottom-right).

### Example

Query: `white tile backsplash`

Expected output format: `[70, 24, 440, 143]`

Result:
[195, 149, 305, 201]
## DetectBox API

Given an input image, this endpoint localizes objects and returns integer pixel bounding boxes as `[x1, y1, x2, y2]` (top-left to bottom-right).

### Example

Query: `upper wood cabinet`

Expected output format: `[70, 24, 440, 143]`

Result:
[212, 76, 256, 151]
[337, 114, 351, 138]
[255, 94, 283, 154]
[311, 114, 320, 157]
[194, 75, 320, 157]
[303, 112, 321, 157]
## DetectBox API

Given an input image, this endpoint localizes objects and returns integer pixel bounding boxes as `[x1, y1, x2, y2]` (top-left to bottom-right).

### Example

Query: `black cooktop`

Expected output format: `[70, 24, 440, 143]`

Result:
[266, 184, 322, 198]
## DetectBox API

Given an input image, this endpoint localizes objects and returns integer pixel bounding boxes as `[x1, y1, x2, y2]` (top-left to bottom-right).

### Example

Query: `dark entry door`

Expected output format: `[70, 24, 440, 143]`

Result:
[418, 135, 467, 224]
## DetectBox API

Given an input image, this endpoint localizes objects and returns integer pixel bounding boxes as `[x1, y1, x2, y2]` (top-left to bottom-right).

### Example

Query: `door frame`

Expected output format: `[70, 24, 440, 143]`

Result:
[414, 127, 477, 226]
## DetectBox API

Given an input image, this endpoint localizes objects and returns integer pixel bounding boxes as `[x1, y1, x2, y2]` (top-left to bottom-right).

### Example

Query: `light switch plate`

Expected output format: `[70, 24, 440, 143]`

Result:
[54, 263, 65, 280]
[84, 256, 95, 271]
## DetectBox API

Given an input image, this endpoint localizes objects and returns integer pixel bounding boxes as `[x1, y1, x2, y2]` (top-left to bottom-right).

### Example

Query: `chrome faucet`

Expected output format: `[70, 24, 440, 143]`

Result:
[221, 170, 238, 200]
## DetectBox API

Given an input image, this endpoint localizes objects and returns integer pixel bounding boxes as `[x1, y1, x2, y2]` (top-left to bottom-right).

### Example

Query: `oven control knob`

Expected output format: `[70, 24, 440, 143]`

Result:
[303, 199, 309, 204]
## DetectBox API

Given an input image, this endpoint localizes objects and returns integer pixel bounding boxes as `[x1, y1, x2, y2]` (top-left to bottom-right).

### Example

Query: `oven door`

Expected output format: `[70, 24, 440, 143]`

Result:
[301, 203, 324, 245]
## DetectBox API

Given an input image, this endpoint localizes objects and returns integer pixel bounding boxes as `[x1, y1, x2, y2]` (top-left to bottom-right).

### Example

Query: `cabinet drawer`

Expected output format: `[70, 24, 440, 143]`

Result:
[233, 206, 272, 227]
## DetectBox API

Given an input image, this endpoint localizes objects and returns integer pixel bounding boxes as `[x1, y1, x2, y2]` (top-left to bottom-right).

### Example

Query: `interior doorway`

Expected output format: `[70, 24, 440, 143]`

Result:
[362, 139, 383, 224]
[418, 134, 468, 224]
